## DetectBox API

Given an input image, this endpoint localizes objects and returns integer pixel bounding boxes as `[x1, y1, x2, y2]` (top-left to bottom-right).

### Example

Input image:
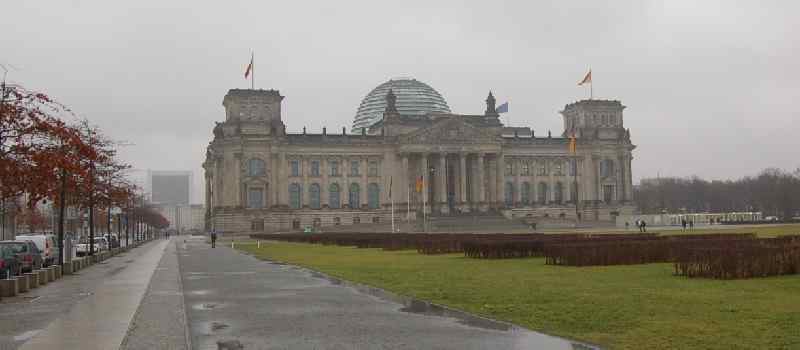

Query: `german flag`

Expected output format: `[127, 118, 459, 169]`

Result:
[415, 176, 424, 193]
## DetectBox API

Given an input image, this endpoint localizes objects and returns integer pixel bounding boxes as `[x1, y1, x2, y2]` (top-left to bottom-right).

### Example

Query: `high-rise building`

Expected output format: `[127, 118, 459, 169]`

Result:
[149, 170, 192, 206]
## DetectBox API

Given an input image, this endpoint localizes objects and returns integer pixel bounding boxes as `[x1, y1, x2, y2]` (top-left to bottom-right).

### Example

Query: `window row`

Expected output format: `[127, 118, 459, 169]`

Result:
[502, 181, 576, 206]
[288, 183, 381, 209]
[504, 160, 577, 177]
[290, 159, 379, 177]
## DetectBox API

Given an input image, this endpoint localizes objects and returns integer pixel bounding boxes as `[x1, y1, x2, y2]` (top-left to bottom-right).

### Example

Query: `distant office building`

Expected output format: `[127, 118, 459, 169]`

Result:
[149, 170, 192, 206]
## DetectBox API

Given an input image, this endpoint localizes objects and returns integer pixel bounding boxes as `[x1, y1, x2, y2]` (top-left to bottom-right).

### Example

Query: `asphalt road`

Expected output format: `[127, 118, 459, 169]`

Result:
[176, 236, 593, 350]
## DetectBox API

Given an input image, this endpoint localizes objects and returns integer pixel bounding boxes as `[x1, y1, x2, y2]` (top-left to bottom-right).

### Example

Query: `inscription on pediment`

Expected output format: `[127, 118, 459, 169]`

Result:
[401, 118, 498, 145]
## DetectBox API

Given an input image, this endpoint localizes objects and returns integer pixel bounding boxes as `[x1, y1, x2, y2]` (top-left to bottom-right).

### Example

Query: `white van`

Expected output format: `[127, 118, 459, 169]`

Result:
[15, 234, 59, 266]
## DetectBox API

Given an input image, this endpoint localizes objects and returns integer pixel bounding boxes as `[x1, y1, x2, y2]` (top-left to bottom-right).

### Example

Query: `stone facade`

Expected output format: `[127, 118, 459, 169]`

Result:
[203, 88, 636, 233]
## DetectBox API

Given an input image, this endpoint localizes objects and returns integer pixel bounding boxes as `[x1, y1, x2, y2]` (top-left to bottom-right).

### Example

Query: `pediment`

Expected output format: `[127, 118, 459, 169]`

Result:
[399, 117, 499, 145]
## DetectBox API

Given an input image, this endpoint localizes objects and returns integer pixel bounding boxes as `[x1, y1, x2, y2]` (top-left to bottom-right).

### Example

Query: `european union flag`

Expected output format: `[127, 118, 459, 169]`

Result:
[495, 102, 509, 113]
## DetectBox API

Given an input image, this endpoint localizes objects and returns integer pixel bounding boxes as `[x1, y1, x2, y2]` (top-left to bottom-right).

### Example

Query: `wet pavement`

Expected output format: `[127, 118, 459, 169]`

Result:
[179, 236, 596, 350]
[0, 240, 166, 350]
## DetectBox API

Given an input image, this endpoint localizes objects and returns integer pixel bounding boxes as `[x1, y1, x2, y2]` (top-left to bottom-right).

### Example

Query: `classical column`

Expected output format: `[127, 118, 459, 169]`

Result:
[477, 153, 486, 211]
[421, 153, 429, 214]
[513, 158, 521, 206]
[458, 153, 467, 212]
[592, 156, 601, 203]
[360, 157, 368, 209]
[401, 154, 409, 207]
[488, 155, 496, 207]
[321, 158, 329, 207]
[438, 152, 448, 214]
[302, 157, 309, 208]
[234, 153, 243, 207]
[278, 152, 287, 206]
[496, 152, 505, 208]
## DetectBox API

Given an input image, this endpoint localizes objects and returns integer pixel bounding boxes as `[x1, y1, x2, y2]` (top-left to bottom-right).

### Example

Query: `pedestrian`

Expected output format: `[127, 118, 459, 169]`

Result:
[681, 219, 687, 231]
[625, 221, 629, 230]
[689, 220, 694, 230]
[641, 220, 647, 232]
[210, 229, 218, 248]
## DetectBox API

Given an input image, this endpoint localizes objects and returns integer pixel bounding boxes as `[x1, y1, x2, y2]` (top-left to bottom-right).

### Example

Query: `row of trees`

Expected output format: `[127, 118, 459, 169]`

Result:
[1, 82, 168, 262]
[634, 168, 800, 219]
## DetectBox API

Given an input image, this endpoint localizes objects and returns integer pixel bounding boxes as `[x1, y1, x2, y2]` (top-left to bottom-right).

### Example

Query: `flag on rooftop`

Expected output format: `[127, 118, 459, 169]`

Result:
[495, 102, 509, 114]
[578, 69, 592, 86]
[244, 53, 253, 79]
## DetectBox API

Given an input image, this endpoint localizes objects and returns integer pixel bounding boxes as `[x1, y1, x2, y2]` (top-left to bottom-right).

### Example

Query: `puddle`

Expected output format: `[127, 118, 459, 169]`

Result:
[222, 271, 256, 276]
[217, 339, 244, 350]
[14, 330, 42, 342]
[309, 271, 342, 285]
[195, 321, 232, 335]
[193, 302, 224, 310]
[188, 290, 212, 296]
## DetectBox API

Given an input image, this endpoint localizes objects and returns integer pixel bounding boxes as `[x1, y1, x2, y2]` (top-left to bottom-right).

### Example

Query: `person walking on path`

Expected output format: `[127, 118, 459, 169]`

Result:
[689, 220, 694, 231]
[641, 220, 647, 232]
[210, 229, 218, 248]
[681, 219, 687, 232]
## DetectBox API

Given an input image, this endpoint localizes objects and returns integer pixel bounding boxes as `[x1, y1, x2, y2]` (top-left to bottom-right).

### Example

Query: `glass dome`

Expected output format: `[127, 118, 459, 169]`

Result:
[352, 77, 451, 132]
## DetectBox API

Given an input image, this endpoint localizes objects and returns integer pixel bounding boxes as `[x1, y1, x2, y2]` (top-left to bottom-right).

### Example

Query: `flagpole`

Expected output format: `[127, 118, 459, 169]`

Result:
[251, 52, 255, 90]
[423, 175, 427, 233]
[390, 176, 395, 233]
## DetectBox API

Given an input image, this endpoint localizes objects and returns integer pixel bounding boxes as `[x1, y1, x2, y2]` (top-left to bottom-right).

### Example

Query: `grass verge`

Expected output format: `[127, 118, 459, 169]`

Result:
[238, 224, 800, 350]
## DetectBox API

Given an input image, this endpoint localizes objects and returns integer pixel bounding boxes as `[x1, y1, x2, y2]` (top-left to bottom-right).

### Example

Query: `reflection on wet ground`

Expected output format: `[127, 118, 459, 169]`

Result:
[299, 264, 601, 350]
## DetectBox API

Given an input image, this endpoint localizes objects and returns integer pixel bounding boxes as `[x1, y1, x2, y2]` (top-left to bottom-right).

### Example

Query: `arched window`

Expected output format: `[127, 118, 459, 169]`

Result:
[538, 182, 549, 204]
[309, 183, 321, 209]
[555, 182, 564, 204]
[504, 182, 514, 207]
[349, 183, 360, 208]
[329, 183, 340, 209]
[521, 182, 530, 204]
[368, 183, 380, 209]
[248, 158, 266, 177]
[289, 183, 302, 209]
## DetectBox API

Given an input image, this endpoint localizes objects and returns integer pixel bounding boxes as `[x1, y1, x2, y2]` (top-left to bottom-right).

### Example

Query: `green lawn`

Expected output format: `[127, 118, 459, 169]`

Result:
[239, 224, 800, 350]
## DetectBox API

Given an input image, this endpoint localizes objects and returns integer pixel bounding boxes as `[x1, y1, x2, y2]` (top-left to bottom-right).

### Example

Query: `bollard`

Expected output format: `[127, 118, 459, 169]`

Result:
[37, 270, 48, 285]
[0, 278, 19, 297]
[258, 241, 261, 249]
[231, 241, 235, 249]
[55, 265, 62, 279]
[46, 267, 55, 282]
[63, 262, 73, 275]
[25, 272, 39, 289]
[17, 274, 30, 293]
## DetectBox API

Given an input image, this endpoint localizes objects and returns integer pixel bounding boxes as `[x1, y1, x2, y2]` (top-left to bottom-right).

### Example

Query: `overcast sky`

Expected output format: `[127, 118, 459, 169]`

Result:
[4, 1, 798, 203]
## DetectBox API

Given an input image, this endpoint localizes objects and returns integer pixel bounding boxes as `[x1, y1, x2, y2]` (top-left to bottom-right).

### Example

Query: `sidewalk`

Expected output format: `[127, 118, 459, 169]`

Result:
[13, 240, 168, 350]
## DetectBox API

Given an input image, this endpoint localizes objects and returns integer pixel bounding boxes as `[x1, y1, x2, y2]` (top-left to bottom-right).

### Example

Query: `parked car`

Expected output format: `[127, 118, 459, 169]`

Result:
[76, 237, 109, 256]
[0, 241, 44, 273]
[0, 245, 23, 279]
[15, 234, 59, 267]
[103, 234, 120, 249]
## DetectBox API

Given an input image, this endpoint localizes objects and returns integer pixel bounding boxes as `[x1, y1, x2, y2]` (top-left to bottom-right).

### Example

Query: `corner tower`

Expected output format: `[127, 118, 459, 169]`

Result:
[560, 99, 627, 140]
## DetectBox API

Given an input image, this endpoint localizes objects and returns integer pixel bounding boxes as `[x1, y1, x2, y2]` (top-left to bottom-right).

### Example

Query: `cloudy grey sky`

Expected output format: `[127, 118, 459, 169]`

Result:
[4, 1, 798, 203]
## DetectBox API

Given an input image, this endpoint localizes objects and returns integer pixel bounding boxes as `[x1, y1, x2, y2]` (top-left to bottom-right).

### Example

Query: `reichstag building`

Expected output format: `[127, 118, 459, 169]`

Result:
[203, 77, 635, 233]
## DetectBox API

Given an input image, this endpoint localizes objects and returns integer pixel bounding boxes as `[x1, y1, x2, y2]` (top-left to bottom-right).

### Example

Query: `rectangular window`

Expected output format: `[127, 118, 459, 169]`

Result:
[248, 188, 264, 208]
[522, 162, 530, 176]
[368, 161, 378, 177]
[604, 185, 614, 203]
[537, 163, 548, 176]
[554, 163, 563, 176]
[569, 160, 577, 176]
[311, 160, 320, 176]
[350, 160, 360, 176]
[330, 160, 339, 176]
[290, 160, 300, 177]
[504, 163, 513, 176]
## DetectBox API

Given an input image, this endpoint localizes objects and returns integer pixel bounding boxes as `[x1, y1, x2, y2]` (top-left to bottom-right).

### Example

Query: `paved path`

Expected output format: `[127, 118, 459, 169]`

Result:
[16, 240, 169, 350]
[4, 236, 593, 349]
[178, 236, 591, 350]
